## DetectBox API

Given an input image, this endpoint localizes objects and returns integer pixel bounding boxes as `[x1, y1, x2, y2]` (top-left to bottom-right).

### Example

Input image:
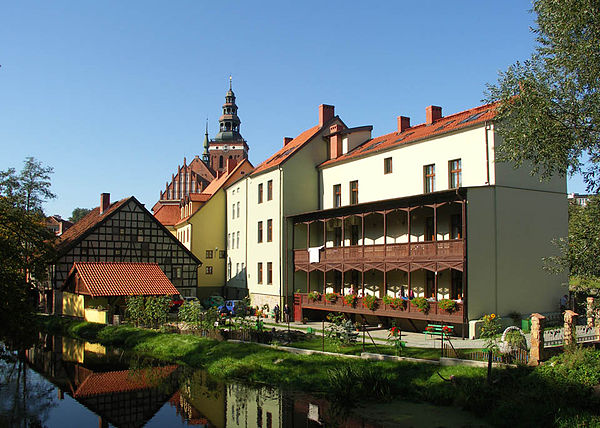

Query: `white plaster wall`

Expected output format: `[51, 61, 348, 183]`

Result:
[225, 178, 248, 291]
[321, 125, 492, 209]
[246, 169, 281, 302]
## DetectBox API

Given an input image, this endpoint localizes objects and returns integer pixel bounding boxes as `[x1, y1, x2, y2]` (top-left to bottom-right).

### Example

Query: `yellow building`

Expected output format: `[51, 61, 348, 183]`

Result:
[174, 159, 253, 298]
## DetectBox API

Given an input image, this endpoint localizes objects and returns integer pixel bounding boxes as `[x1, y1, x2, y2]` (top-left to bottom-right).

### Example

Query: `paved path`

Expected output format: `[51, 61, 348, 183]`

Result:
[262, 320, 487, 349]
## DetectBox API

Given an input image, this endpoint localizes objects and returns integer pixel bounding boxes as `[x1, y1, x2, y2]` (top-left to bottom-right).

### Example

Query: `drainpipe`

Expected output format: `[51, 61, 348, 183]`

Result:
[484, 122, 491, 185]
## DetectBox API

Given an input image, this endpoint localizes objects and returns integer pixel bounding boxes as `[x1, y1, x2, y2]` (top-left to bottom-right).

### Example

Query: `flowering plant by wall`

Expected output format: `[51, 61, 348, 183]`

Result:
[307, 291, 321, 302]
[344, 294, 358, 307]
[388, 325, 405, 356]
[362, 295, 379, 311]
[324, 292, 339, 303]
[412, 297, 430, 313]
[438, 298, 458, 313]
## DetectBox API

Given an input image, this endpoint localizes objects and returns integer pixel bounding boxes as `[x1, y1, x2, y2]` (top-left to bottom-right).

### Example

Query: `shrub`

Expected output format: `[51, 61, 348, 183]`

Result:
[307, 291, 321, 302]
[324, 292, 339, 303]
[411, 297, 429, 313]
[362, 295, 378, 311]
[438, 298, 457, 313]
[344, 294, 357, 307]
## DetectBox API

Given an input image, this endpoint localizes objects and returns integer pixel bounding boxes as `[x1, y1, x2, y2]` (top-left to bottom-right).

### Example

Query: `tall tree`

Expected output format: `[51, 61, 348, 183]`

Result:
[486, 0, 600, 191]
[69, 207, 91, 223]
[0, 159, 56, 344]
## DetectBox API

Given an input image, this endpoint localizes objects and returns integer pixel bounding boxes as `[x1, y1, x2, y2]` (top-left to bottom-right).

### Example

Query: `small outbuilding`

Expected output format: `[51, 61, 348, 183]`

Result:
[59, 261, 180, 324]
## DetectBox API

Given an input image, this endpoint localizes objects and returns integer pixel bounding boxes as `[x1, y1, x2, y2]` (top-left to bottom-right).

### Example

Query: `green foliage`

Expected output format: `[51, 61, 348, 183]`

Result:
[178, 301, 204, 327]
[307, 291, 321, 301]
[382, 295, 405, 309]
[324, 292, 338, 303]
[125, 295, 170, 328]
[343, 294, 357, 307]
[486, 0, 600, 192]
[411, 297, 430, 313]
[0, 158, 56, 344]
[437, 298, 457, 313]
[327, 364, 392, 406]
[388, 324, 405, 356]
[545, 197, 600, 294]
[69, 207, 91, 223]
[480, 313, 502, 353]
[362, 294, 378, 311]
[325, 313, 358, 349]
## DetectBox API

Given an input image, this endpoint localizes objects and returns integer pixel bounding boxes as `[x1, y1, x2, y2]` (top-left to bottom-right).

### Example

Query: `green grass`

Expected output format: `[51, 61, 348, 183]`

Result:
[38, 315, 600, 427]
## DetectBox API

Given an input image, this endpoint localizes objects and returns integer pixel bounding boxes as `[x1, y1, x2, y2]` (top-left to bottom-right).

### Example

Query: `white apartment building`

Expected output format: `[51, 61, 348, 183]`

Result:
[225, 175, 249, 299]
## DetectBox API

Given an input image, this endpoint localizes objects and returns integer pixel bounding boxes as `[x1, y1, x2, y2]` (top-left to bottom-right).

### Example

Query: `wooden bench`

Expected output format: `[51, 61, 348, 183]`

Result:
[424, 324, 454, 338]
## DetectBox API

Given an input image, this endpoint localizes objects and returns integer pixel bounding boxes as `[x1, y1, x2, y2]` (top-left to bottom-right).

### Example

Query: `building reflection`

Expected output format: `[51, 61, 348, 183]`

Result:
[24, 334, 378, 428]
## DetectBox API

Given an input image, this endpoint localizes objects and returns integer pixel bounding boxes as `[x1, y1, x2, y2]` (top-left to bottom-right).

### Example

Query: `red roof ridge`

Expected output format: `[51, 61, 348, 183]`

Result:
[320, 102, 498, 167]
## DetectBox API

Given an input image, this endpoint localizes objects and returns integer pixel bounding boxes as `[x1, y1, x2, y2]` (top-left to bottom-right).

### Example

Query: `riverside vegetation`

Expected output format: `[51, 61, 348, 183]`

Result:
[39, 315, 600, 427]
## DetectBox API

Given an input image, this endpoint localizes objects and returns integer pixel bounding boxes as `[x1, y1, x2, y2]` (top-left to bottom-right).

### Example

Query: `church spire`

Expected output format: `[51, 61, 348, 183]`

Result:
[214, 78, 243, 142]
[202, 119, 210, 164]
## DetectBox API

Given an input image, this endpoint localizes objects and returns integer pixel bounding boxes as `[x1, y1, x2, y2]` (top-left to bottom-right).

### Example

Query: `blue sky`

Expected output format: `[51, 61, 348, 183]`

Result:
[0, 1, 586, 218]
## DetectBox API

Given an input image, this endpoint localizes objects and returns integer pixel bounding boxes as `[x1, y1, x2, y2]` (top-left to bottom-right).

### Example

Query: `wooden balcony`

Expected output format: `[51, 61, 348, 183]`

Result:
[294, 240, 463, 270]
[293, 293, 464, 324]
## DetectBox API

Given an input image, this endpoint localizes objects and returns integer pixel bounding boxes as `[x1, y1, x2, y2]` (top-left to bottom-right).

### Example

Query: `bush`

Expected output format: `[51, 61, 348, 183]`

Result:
[362, 295, 378, 311]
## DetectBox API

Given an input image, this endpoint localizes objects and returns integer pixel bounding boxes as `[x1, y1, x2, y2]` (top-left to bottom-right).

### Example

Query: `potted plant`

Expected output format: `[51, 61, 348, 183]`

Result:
[362, 295, 379, 311]
[307, 291, 321, 302]
[324, 292, 339, 303]
[412, 296, 430, 313]
[438, 298, 457, 313]
[344, 294, 358, 307]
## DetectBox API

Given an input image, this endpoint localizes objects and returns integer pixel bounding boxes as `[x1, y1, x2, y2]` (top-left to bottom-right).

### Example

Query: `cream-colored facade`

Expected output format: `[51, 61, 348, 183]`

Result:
[225, 176, 249, 299]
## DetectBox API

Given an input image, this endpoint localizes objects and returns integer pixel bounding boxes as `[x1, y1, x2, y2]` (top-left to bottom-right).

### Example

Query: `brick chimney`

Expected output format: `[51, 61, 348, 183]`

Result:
[283, 137, 293, 147]
[329, 124, 343, 160]
[226, 158, 238, 174]
[319, 104, 335, 127]
[426, 106, 442, 124]
[397, 116, 411, 133]
[100, 193, 110, 215]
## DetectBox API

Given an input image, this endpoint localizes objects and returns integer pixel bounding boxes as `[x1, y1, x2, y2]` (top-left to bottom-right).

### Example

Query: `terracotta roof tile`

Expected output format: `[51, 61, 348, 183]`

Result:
[74, 366, 178, 397]
[153, 204, 181, 227]
[70, 262, 180, 297]
[251, 125, 321, 176]
[55, 198, 130, 253]
[320, 102, 497, 167]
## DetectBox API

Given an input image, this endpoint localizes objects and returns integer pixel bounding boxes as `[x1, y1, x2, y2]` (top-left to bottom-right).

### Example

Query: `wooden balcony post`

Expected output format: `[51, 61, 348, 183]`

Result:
[323, 270, 326, 294]
[306, 222, 310, 249]
[383, 211, 387, 259]
[362, 214, 365, 259]
[323, 220, 326, 248]
[361, 270, 365, 297]
[434, 203, 438, 256]
[434, 270, 438, 301]
[407, 208, 411, 256]
[383, 269, 387, 299]
[341, 269, 345, 296]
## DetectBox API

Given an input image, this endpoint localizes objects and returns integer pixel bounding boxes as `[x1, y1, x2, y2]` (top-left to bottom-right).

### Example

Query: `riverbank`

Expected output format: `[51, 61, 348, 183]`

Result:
[38, 315, 600, 427]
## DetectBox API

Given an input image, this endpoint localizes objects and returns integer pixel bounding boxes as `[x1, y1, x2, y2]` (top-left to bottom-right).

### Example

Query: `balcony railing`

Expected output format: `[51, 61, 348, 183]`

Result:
[294, 292, 464, 323]
[294, 240, 463, 265]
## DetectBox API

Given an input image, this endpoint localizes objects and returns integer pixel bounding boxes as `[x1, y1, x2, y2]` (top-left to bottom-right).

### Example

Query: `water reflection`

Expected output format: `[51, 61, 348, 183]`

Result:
[2, 334, 378, 427]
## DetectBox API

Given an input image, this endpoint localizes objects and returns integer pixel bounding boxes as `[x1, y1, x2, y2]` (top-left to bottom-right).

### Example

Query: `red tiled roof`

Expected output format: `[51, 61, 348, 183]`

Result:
[251, 125, 321, 176]
[188, 193, 211, 202]
[320, 102, 497, 167]
[70, 262, 180, 297]
[153, 204, 181, 227]
[55, 198, 131, 253]
[74, 366, 178, 397]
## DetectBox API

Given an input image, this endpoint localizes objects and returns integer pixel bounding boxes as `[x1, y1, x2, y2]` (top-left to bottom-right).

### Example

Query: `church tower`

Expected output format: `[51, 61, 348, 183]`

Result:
[208, 77, 249, 174]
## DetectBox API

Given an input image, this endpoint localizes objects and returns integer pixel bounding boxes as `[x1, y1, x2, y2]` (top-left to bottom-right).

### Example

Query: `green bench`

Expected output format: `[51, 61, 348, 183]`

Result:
[424, 324, 454, 338]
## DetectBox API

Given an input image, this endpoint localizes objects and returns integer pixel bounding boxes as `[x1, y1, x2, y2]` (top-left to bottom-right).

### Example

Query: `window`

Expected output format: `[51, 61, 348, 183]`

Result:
[267, 180, 273, 200]
[236, 202, 240, 218]
[206, 266, 213, 275]
[267, 219, 272, 242]
[257, 262, 263, 283]
[258, 183, 263, 203]
[451, 270, 463, 299]
[351, 224, 359, 246]
[267, 262, 273, 284]
[333, 184, 341, 208]
[258, 221, 263, 243]
[236, 231, 240, 248]
[227, 233, 230, 249]
[141, 243, 149, 257]
[449, 159, 461, 189]
[451, 214, 462, 239]
[384, 157, 392, 174]
[426, 271, 435, 299]
[232, 204, 235, 219]
[350, 180, 359, 205]
[424, 164, 435, 193]
[206, 250, 213, 259]
[227, 262, 231, 279]
[236, 263, 239, 275]
[173, 266, 183, 279]
[241, 262, 244, 272]
[219, 250, 226, 258]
